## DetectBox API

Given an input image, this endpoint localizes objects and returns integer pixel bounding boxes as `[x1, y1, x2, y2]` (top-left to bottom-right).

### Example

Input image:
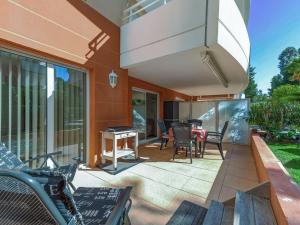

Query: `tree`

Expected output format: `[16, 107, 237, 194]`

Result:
[278, 47, 299, 73]
[269, 47, 300, 94]
[269, 74, 283, 95]
[244, 66, 258, 101]
[286, 57, 300, 85]
[253, 90, 268, 102]
[272, 84, 300, 103]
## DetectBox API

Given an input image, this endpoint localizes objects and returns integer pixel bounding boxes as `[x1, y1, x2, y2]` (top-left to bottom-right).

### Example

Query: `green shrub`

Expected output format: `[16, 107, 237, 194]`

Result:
[249, 101, 300, 131]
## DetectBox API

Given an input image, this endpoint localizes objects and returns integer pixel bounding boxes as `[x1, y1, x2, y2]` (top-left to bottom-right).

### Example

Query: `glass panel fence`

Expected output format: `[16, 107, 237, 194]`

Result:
[179, 99, 249, 144]
[192, 101, 217, 132]
[218, 100, 249, 144]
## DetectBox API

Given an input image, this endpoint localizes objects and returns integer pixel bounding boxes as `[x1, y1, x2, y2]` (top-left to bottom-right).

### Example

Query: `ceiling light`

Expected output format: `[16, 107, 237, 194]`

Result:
[201, 53, 228, 88]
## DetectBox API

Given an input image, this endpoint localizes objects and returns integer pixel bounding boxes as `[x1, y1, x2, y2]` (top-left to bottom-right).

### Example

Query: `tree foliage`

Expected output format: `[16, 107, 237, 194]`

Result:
[249, 101, 300, 131]
[244, 66, 258, 101]
[269, 47, 300, 94]
[272, 84, 300, 103]
[253, 90, 268, 102]
[286, 57, 300, 85]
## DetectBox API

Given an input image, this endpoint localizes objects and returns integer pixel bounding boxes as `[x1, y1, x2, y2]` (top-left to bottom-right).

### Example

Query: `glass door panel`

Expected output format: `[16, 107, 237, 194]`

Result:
[132, 90, 146, 141]
[54, 65, 86, 165]
[0, 51, 47, 167]
[146, 93, 157, 138]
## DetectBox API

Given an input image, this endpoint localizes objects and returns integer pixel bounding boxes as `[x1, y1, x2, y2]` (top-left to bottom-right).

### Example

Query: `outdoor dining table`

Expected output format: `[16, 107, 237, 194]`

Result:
[168, 127, 207, 157]
[192, 128, 207, 157]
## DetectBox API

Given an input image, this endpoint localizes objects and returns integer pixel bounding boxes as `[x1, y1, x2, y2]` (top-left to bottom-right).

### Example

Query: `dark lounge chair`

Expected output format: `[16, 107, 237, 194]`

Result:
[202, 121, 229, 160]
[0, 143, 78, 191]
[0, 169, 132, 225]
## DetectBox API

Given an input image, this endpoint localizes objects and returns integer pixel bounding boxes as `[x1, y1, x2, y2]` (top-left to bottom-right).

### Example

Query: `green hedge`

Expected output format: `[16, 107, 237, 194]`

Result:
[249, 101, 300, 131]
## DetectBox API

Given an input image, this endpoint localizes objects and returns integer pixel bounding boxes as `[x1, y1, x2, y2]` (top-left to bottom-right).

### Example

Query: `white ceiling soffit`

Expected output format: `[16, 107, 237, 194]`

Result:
[128, 46, 248, 96]
[85, 0, 127, 26]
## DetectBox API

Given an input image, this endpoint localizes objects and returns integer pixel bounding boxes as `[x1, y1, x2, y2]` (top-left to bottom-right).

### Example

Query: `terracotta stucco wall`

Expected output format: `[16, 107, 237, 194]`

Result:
[0, 0, 191, 167]
[0, 0, 128, 167]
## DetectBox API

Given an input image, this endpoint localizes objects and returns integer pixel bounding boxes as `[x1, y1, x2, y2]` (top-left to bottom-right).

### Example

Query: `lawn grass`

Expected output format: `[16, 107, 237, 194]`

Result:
[268, 143, 300, 186]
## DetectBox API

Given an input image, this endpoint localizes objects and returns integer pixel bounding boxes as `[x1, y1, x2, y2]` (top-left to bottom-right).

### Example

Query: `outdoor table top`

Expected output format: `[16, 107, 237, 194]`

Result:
[168, 128, 207, 142]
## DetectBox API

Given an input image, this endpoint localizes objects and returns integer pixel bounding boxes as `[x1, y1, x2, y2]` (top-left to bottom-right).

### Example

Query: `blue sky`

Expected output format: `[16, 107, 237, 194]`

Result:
[248, 0, 300, 93]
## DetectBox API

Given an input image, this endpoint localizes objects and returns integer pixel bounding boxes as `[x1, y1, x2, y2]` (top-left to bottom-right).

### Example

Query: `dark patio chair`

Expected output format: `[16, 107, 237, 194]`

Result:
[0, 169, 132, 225]
[0, 143, 79, 191]
[172, 123, 196, 164]
[202, 121, 229, 160]
[158, 119, 170, 150]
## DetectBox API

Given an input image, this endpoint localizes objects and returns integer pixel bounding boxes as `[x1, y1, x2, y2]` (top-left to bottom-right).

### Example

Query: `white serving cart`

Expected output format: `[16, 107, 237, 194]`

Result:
[101, 128, 138, 170]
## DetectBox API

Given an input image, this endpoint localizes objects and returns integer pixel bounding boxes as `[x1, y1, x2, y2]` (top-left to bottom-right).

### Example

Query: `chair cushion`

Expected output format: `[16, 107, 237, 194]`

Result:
[55, 163, 78, 182]
[206, 135, 222, 143]
[22, 168, 84, 225]
[0, 144, 27, 170]
[73, 187, 127, 225]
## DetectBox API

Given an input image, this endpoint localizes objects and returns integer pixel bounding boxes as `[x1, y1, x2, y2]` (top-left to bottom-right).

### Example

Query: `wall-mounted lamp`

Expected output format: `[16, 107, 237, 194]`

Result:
[201, 53, 228, 88]
[109, 70, 118, 88]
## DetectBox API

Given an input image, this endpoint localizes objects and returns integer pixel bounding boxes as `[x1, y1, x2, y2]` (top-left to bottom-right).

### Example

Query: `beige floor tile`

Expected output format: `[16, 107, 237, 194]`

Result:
[129, 197, 172, 225]
[73, 170, 111, 188]
[74, 143, 259, 225]
[181, 178, 213, 199]
[128, 163, 190, 189]
[170, 190, 207, 212]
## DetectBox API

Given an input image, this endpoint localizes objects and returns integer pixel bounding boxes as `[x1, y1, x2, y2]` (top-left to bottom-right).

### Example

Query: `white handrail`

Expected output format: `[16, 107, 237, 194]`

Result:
[123, 0, 150, 13]
[122, 0, 171, 24]
[123, 0, 161, 21]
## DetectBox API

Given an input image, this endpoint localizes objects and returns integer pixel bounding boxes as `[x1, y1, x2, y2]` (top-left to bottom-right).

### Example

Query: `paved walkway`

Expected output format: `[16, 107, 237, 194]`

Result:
[73, 142, 259, 225]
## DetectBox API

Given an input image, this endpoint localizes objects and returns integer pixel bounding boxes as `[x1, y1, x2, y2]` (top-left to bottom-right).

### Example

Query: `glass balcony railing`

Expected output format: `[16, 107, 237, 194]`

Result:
[122, 0, 172, 25]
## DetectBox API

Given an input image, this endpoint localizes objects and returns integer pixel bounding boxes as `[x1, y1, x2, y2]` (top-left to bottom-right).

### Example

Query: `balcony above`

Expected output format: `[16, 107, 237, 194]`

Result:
[120, 0, 250, 96]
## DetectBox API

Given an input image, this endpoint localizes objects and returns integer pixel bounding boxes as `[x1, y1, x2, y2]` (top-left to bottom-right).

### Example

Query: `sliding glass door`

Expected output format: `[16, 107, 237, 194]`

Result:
[132, 90, 146, 140]
[132, 89, 158, 142]
[0, 50, 87, 166]
[54, 65, 86, 165]
[0, 51, 47, 166]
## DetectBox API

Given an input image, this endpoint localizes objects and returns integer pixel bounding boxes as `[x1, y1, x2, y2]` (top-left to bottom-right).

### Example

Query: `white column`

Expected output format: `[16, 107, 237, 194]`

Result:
[47, 65, 55, 156]
[17, 61, 21, 158]
[32, 64, 38, 167]
[113, 135, 117, 169]
[25, 62, 30, 160]
[8, 60, 12, 151]
[135, 132, 139, 159]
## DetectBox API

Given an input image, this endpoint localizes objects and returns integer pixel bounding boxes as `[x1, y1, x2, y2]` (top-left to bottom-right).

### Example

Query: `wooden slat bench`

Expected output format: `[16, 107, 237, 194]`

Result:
[166, 182, 277, 225]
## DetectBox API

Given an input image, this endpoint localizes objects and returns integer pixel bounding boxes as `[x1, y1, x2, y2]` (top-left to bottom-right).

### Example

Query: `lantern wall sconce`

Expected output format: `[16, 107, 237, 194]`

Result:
[109, 70, 118, 88]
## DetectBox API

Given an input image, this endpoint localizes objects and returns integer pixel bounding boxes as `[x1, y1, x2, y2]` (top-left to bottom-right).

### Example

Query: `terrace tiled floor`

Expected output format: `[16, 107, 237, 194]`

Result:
[73, 142, 259, 225]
